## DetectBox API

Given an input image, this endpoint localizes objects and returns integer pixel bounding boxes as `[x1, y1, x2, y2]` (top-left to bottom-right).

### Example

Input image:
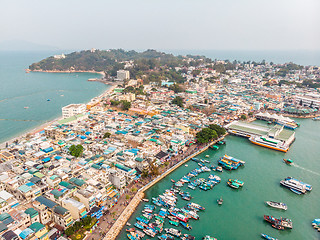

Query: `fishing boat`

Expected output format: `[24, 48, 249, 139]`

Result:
[228, 179, 244, 187]
[210, 145, 219, 150]
[217, 140, 225, 145]
[182, 234, 195, 240]
[171, 179, 175, 183]
[127, 233, 138, 240]
[142, 198, 149, 202]
[312, 117, 320, 121]
[218, 154, 245, 170]
[158, 234, 174, 240]
[164, 228, 181, 237]
[283, 159, 293, 165]
[185, 164, 188, 167]
[203, 236, 217, 240]
[261, 233, 278, 240]
[180, 221, 192, 230]
[126, 228, 135, 232]
[266, 201, 287, 210]
[169, 220, 179, 226]
[205, 155, 210, 158]
[264, 215, 293, 229]
[187, 202, 205, 211]
[227, 180, 240, 189]
[47, 99, 51, 101]
[217, 197, 223, 205]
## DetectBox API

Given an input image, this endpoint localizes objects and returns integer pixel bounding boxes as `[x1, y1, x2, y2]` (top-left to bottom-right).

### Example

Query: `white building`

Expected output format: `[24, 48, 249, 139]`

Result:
[117, 70, 130, 81]
[62, 104, 86, 119]
[295, 94, 320, 109]
[54, 54, 65, 59]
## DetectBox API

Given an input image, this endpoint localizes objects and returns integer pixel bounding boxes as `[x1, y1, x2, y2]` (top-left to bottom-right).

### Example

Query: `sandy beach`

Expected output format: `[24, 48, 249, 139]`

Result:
[0, 80, 116, 149]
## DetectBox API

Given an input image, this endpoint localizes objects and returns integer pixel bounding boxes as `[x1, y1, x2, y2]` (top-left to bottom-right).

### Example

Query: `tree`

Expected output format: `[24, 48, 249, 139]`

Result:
[103, 132, 111, 138]
[120, 100, 131, 110]
[208, 124, 226, 137]
[196, 128, 218, 144]
[69, 144, 84, 157]
[172, 96, 184, 108]
[240, 114, 247, 120]
[168, 83, 184, 93]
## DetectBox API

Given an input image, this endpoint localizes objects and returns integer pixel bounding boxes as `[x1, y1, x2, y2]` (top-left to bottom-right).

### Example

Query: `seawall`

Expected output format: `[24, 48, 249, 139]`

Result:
[103, 135, 227, 240]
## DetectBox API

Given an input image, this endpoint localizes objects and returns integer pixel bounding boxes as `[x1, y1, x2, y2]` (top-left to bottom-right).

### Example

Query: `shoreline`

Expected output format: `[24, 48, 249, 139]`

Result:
[29, 69, 106, 77]
[103, 135, 227, 240]
[0, 78, 115, 149]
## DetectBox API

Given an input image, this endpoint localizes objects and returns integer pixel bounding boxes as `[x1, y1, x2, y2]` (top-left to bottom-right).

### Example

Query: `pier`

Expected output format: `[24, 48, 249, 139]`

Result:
[103, 135, 227, 240]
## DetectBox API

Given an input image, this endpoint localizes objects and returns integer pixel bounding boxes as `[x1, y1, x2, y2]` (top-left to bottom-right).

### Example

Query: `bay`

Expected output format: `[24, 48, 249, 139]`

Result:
[0, 51, 108, 144]
[118, 118, 320, 240]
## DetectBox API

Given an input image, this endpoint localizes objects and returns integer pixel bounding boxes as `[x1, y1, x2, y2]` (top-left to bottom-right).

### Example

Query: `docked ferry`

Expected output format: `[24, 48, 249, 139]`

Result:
[249, 136, 289, 152]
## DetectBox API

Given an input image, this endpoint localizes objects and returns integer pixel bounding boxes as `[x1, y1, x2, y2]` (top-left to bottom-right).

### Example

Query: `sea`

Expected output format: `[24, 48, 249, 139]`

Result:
[0, 51, 109, 144]
[117, 118, 320, 240]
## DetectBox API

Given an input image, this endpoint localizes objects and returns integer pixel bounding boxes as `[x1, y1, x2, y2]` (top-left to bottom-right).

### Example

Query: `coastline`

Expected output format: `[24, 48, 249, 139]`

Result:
[0, 80, 116, 149]
[29, 69, 106, 78]
[103, 135, 227, 240]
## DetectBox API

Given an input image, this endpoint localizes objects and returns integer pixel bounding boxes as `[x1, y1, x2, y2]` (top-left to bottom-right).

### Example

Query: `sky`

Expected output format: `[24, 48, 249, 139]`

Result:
[1, 0, 320, 51]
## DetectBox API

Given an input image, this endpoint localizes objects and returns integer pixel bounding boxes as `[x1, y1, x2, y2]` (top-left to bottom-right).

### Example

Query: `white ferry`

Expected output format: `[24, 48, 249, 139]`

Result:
[249, 136, 289, 152]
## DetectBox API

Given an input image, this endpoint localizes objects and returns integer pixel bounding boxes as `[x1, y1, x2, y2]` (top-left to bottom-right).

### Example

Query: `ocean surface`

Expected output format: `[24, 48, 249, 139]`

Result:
[118, 119, 320, 240]
[166, 50, 320, 66]
[0, 51, 108, 144]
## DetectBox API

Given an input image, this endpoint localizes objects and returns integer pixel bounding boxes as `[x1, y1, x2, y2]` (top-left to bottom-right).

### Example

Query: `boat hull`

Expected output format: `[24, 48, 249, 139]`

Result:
[249, 139, 288, 152]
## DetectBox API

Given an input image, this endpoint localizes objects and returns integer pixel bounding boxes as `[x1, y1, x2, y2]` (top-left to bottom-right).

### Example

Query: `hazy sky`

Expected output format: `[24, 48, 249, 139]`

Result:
[1, 0, 320, 51]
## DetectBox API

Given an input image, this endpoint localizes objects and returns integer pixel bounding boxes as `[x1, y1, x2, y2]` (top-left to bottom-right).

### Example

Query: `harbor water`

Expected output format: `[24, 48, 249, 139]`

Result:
[117, 119, 320, 240]
[0, 51, 109, 144]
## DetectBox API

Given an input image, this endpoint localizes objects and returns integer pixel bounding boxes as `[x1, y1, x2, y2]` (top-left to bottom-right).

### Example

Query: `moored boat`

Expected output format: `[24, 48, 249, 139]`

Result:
[266, 201, 287, 210]
[227, 180, 240, 189]
[261, 233, 278, 240]
[264, 215, 293, 229]
[217, 197, 223, 205]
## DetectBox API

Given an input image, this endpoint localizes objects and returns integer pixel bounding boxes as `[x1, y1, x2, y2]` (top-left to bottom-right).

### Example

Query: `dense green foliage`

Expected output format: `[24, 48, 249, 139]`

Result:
[121, 100, 131, 110]
[29, 49, 184, 73]
[208, 124, 226, 137]
[65, 216, 95, 236]
[103, 132, 111, 138]
[123, 85, 144, 95]
[69, 144, 84, 157]
[196, 128, 218, 144]
[168, 83, 184, 93]
[172, 96, 184, 108]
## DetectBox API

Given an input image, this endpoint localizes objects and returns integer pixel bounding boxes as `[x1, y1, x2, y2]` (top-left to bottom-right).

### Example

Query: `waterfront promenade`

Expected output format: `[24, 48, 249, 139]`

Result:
[103, 135, 227, 240]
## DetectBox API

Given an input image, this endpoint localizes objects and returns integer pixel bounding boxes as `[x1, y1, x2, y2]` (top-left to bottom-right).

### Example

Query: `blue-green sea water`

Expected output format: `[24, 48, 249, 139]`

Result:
[118, 119, 320, 240]
[0, 51, 108, 144]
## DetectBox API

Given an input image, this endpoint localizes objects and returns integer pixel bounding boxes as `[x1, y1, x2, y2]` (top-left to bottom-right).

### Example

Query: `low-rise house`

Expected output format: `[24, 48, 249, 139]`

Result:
[52, 206, 73, 230]
[61, 198, 87, 220]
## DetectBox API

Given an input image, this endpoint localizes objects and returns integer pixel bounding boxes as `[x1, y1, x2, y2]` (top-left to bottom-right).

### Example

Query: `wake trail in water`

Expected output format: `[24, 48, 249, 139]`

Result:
[292, 163, 320, 176]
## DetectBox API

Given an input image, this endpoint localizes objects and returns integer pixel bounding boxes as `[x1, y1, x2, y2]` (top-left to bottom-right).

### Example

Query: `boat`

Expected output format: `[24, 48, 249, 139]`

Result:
[47, 99, 51, 101]
[187, 202, 205, 211]
[264, 215, 293, 229]
[218, 154, 245, 170]
[227, 180, 240, 189]
[205, 155, 210, 158]
[171, 179, 175, 183]
[24, 106, 29, 109]
[180, 221, 192, 230]
[158, 234, 174, 240]
[127, 234, 138, 240]
[164, 228, 181, 237]
[126, 228, 135, 232]
[228, 179, 244, 187]
[185, 164, 188, 167]
[266, 201, 287, 210]
[142, 198, 149, 202]
[283, 159, 293, 165]
[210, 145, 219, 150]
[169, 220, 179, 226]
[217, 197, 223, 205]
[261, 233, 278, 240]
[203, 236, 217, 240]
[312, 117, 320, 121]
[280, 177, 311, 194]
[126, 222, 131, 226]
[217, 140, 225, 145]
[249, 136, 289, 152]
